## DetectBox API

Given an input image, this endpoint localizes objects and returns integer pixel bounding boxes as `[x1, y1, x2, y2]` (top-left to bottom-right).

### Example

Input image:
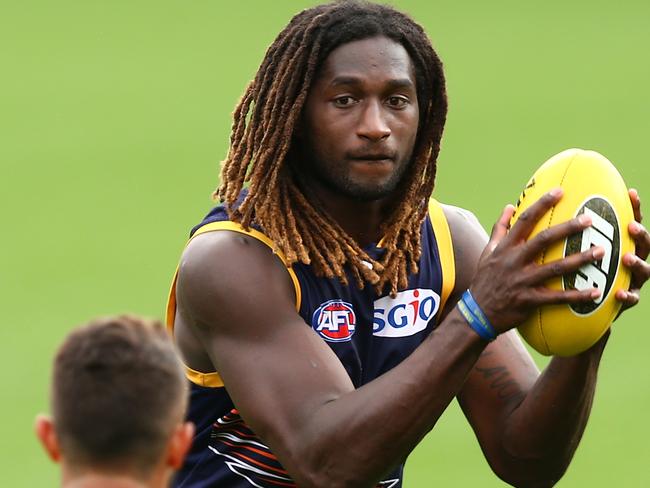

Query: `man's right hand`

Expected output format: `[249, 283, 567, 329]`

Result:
[470, 188, 605, 333]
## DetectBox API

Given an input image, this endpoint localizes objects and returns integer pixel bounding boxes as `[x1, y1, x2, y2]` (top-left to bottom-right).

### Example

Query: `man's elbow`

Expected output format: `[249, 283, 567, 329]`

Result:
[291, 469, 371, 488]
[284, 448, 379, 488]
[277, 433, 382, 488]
[490, 454, 571, 488]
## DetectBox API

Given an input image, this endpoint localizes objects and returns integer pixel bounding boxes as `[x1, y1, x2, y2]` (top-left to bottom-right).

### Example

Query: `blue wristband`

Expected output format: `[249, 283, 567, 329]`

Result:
[457, 290, 497, 341]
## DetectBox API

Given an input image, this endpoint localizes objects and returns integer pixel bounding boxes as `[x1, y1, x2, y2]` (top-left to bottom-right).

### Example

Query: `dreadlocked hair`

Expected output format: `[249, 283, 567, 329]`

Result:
[216, 0, 447, 297]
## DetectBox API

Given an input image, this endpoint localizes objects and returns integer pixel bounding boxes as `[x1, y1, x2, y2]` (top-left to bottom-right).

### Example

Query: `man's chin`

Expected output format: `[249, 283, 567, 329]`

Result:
[302, 168, 402, 202]
[339, 181, 399, 202]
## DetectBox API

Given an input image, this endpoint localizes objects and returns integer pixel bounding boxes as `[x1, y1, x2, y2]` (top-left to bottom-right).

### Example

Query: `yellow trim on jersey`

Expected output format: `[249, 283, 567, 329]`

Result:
[165, 220, 302, 388]
[428, 199, 456, 317]
[165, 270, 178, 332]
[185, 364, 224, 388]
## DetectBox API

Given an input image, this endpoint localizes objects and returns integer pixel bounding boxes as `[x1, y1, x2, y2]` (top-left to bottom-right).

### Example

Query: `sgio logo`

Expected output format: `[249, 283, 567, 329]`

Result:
[564, 197, 620, 315]
[373, 289, 440, 338]
[312, 300, 356, 342]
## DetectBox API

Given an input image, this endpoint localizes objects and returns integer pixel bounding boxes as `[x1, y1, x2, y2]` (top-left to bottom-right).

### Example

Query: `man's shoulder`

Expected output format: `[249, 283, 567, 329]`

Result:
[180, 229, 282, 283]
[435, 203, 489, 296]
[437, 203, 487, 243]
[176, 229, 298, 330]
[437, 203, 479, 228]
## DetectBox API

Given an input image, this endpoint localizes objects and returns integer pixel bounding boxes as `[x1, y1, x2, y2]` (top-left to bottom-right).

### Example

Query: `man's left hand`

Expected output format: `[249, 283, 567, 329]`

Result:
[616, 189, 650, 311]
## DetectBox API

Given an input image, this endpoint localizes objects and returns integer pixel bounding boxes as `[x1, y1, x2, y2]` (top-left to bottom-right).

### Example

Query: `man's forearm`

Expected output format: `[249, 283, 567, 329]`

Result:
[501, 332, 609, 481]
[278, 309, 487, 488]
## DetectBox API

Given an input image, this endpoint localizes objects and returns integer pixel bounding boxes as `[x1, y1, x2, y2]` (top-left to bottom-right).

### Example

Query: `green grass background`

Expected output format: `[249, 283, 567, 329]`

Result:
[2, 0, 649, 485]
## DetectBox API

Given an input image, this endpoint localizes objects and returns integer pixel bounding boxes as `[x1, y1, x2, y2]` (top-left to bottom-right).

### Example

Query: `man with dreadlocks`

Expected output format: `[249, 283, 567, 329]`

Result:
[167, 1, 649, 487]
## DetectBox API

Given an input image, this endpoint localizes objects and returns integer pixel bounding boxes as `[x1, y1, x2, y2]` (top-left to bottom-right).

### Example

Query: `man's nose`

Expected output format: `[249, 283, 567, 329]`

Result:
[356, 101, 391, 141]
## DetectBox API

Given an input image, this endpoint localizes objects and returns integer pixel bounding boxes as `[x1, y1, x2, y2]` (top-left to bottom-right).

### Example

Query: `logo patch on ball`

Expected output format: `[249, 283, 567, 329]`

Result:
[564, 196, 620, 315]
[312, 300, 356, 342]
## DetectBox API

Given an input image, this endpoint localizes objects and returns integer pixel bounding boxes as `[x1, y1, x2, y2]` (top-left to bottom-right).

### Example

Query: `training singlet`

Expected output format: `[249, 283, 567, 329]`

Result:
[166, 198, 456, 488]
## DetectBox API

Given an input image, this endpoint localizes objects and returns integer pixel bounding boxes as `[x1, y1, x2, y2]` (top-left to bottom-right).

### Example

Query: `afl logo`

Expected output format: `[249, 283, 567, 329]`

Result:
[312, 300, 356, 342]
[564, 197, 620, 315]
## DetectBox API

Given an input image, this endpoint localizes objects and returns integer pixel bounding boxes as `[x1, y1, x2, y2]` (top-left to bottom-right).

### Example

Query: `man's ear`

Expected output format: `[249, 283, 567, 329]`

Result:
[34, 414, 61, 463]
[166, 422, 194, 470]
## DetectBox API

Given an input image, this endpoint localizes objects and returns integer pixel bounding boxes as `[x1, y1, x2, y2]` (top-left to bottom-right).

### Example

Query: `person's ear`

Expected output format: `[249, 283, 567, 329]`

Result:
[166, 422, 195, 469]
[34, 414, 61, 463]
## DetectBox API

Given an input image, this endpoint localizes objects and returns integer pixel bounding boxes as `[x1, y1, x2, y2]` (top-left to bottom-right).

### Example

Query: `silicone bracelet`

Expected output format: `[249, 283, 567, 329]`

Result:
[457, 290, 497, 341]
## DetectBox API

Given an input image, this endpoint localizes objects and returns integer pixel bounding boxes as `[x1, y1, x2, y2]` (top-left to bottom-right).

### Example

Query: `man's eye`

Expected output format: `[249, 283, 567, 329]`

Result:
[333, 96, 356, 107]
[387, 96, 409, 108]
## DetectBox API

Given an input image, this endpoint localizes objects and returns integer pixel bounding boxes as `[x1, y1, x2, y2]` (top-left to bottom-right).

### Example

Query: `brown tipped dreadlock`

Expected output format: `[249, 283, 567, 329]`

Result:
[216, 1, 448, 296]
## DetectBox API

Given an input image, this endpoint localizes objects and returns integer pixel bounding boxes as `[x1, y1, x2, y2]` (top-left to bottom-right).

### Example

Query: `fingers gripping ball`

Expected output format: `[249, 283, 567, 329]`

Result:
[511, 149, 635, 356]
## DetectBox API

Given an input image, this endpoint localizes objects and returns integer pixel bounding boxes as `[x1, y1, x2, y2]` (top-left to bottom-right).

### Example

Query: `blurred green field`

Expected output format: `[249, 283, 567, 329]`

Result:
[2, 1, 649, 486]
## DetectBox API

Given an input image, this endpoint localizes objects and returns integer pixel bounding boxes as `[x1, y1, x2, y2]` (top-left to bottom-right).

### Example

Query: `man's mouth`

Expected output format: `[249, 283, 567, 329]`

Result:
[349, 153, 395, 163]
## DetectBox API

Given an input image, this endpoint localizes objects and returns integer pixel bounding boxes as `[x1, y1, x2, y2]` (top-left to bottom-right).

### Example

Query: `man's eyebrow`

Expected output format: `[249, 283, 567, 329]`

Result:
[330, 76, 364, 87]
[329, 76, 415, 90]
[385, 78, 416, 90]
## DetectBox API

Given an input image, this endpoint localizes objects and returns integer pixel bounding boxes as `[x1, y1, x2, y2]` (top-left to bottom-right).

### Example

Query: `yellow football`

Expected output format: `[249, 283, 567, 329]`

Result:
[510, 148, 635, 356]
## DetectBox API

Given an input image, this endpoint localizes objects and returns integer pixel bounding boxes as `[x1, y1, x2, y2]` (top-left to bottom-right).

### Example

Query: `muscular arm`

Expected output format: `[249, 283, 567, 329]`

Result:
[176, 230, 489, 488]
[445, 205, 607, 487]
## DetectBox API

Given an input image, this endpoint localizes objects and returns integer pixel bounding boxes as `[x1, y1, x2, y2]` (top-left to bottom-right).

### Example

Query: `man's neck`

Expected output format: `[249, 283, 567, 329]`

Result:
[61, 467, 169, 488]
[64, 474, 146, 488]
[304, 181, 394, 248]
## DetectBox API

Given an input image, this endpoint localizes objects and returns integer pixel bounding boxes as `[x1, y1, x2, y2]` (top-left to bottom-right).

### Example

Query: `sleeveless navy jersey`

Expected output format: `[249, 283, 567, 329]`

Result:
[166, 199, 456, 488]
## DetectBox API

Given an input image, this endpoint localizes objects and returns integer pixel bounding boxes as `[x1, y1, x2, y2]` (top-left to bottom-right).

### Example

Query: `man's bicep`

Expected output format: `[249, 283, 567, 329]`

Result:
[175, 231, 355, 445]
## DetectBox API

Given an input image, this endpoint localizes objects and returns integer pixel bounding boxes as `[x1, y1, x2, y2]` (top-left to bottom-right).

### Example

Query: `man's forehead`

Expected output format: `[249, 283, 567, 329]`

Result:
[317, 36, 415, 83]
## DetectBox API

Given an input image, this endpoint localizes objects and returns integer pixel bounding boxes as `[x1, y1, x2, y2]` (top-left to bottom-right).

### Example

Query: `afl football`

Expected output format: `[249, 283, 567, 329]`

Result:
[510, 148, 634, 356]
